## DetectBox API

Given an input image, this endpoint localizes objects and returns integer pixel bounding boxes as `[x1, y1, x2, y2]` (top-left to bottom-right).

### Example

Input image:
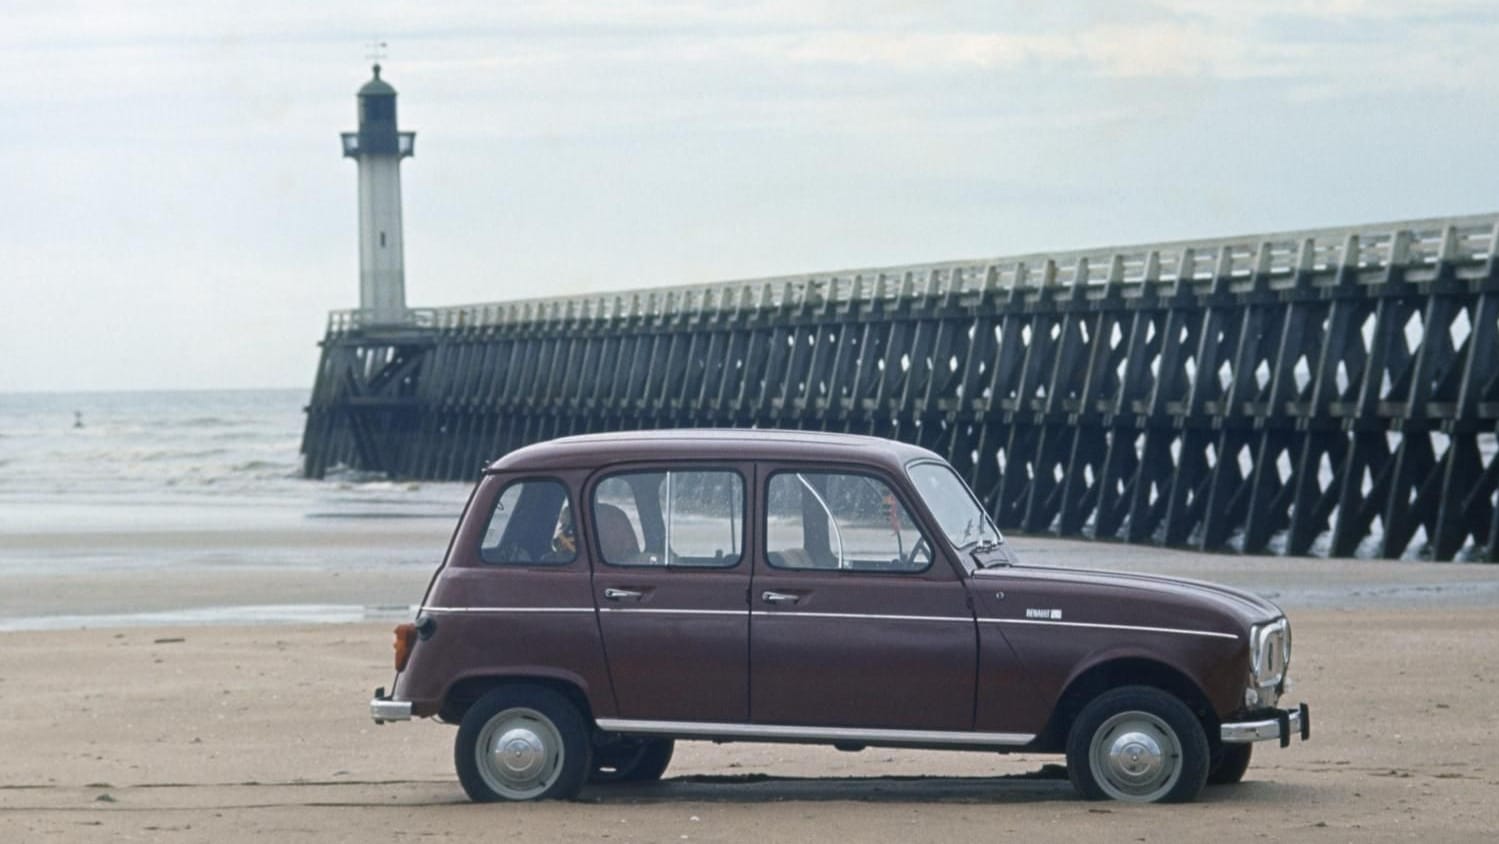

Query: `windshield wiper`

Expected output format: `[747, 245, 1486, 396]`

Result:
[969, 537, 1014, 568]
[963, 532, 1002, 550]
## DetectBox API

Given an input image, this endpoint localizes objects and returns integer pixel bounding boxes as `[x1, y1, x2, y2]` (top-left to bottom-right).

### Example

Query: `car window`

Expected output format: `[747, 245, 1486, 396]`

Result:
[907, 461, 1002, 550]
[480, 478, 576, 565]
[765, 471, 932, 572]
[593, 470, 744, 568]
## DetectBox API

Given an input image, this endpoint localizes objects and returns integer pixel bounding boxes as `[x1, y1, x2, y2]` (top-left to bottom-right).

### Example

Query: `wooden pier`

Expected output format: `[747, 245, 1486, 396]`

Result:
[301, 213, 1499, 561]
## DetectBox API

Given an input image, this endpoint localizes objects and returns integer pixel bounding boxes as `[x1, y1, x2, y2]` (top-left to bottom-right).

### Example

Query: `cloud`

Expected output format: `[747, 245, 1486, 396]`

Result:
[1151, 0, 1499, 24]
[5, 1, 1499, 390]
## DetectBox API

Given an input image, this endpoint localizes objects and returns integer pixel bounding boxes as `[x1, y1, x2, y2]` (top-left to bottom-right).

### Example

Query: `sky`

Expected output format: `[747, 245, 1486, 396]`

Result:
[3, 1, 1498, 392]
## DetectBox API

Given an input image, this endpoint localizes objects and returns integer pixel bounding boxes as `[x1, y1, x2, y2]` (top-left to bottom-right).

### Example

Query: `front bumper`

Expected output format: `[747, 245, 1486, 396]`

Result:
[370, 687, 412, 724]
[1221, 703, 1310, 747]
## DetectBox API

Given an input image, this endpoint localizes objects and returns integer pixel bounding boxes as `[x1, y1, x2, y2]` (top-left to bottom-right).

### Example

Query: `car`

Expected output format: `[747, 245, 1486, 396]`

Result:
[369, 429, 1308, 803]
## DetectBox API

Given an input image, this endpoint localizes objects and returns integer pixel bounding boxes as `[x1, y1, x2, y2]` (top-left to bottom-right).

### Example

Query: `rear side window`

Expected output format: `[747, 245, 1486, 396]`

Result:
[480, 479, 576, 565]
[592, 470, 744, 567]
[765, 471, 931, 572]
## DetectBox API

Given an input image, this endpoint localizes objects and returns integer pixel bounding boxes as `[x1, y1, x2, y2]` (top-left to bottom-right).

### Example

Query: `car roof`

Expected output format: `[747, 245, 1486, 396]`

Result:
[487, 428, 944, 474]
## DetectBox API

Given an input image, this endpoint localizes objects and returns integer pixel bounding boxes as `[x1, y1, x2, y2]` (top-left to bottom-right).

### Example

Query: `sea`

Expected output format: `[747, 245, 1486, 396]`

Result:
[0, 388, 471, 629]
[0, 388, 472, 535]
[3, 389, 1491, 632]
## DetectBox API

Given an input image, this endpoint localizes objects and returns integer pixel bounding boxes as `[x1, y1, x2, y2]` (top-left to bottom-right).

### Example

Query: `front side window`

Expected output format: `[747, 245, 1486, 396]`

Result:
[592, 469, 744, 567]
[481, 478, 576, 565]
[765, 471, 931, 572]
[907, 461, 1002, 550]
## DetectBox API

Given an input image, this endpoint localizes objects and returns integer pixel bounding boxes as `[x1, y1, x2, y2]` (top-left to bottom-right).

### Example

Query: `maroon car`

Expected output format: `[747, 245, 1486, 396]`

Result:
[370, 430, 1307, 803]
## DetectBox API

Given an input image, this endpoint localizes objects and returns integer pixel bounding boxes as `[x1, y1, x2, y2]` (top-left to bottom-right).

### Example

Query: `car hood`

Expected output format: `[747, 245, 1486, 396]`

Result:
[977, 563, 1284, 629]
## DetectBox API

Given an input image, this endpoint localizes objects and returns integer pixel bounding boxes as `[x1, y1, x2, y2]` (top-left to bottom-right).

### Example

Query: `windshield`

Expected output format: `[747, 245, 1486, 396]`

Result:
[906, 461, 1002, 550]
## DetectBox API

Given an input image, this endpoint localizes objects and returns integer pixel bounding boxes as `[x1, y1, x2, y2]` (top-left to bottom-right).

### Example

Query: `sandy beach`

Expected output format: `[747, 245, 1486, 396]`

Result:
[4, 529, 1499, 842]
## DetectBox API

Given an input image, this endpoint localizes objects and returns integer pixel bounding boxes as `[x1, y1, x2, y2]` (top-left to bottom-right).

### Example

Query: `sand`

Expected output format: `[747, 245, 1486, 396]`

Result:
[4, 537, 1499, 842]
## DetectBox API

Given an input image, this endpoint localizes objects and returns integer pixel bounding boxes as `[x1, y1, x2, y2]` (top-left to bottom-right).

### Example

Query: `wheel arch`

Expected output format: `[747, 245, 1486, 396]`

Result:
[1035, 654, 1219, 752]
[439, 670, 597, 725]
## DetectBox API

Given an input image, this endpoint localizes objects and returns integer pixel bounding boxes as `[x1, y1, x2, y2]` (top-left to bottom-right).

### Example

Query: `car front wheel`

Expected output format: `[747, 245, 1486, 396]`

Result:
[455, 685, 592, 802]
[1066, 685, 1210, 803]
[1208, 741, 1253, 785]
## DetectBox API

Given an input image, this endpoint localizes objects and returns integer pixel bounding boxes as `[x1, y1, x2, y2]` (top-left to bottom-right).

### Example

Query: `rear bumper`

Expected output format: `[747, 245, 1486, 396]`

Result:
[370, 687, 412, 724]
[1221, 702, 1310, 747]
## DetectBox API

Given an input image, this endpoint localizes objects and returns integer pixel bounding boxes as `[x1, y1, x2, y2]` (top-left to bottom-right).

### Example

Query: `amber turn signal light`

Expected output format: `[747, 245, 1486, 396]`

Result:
[393, 623, 417, 672]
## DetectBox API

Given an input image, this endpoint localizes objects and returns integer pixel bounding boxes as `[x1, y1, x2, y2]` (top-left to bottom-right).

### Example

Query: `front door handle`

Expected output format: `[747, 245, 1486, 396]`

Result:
[603, 588, 645, 601]
[761, 590, 800, 606]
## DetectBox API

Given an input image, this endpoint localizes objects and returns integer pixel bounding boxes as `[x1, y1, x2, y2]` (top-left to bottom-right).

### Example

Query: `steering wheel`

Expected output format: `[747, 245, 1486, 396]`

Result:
[900, 536, 931, 569]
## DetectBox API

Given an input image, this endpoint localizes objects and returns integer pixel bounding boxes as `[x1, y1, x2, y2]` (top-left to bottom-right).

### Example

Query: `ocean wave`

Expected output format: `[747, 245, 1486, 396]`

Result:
[230, 460, 303, 481]
[324, 465, 394, 484]
[232, 459, 294, 472]
[54, 447, 234, 463]
[133, 448, 232, 462]
[172, 417, 246, 428]
[207, 430, 295, 443]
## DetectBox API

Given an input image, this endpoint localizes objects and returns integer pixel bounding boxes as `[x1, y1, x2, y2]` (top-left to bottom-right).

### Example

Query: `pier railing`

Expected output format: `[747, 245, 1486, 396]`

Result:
[302, 212, 1499, 561]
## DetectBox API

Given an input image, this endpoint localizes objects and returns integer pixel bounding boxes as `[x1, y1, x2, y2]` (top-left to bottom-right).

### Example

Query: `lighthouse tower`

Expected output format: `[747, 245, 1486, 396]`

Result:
[340, 64, 415, 324]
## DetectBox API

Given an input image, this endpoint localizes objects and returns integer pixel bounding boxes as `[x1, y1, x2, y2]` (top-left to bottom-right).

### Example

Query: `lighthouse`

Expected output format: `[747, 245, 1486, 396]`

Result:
[340, 64, 415, 324]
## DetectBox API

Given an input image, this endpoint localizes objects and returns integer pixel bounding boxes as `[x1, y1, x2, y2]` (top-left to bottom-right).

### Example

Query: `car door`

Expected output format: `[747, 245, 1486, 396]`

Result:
[749, 465, 977, 731]
[588, 463, 752, 723]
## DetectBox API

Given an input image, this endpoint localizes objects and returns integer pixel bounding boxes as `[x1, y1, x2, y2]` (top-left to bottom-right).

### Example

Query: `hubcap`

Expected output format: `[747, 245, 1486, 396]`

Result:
[495, 727, 547, 779]
[475, 707, 564, 799]
[1089, 711, 1182, 802]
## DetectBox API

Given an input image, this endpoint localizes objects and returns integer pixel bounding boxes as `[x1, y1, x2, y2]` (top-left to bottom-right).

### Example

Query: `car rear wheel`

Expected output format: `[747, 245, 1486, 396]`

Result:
[1066, 686, 1209, 803]
[1208, 742, 1253, 785]
[455, 686, 592, 802]
[590, 737, 675, 784]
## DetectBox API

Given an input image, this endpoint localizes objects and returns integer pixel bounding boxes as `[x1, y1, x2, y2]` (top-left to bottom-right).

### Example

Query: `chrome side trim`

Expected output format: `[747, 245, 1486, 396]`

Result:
[751, 611, 973, 624]
[419, 607, 1234, 640]
[594, 718, 1035, 747]
[980, 617, 1239, 641]
[420, 606, 593, 615]
[599, 608, 745, 616]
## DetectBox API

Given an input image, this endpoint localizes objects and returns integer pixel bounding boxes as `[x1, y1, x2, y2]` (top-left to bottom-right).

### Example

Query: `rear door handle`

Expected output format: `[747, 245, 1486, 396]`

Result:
[603, 588, 645, 601]
[761, 591, 800, 606]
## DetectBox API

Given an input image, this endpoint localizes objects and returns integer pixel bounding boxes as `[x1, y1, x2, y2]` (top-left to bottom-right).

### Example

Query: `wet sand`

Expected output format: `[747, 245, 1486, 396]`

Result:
[3, 535, 1499, 841]
[7, 526, 1499, 628]
[0, 519, 450, 628]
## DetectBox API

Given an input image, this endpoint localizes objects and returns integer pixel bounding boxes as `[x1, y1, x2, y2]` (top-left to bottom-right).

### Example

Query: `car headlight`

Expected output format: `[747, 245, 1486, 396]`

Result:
[1247, 618, 1291, 699]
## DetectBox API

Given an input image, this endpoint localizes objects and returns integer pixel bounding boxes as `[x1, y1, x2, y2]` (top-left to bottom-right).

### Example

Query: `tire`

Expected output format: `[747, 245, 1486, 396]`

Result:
[454, 685, 592, 802]
[1065, 685, 1210, 804]
[590, 737, 675, 784]
[1207, 742, 1253, 785]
